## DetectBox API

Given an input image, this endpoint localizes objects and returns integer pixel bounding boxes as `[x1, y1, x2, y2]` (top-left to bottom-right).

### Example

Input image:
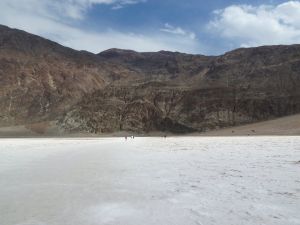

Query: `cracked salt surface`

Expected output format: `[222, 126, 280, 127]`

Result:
[0, 137, 299, 225]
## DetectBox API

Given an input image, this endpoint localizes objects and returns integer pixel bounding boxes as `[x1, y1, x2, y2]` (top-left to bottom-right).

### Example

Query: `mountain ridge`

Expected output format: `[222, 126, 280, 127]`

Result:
[1, 24, 300, 134]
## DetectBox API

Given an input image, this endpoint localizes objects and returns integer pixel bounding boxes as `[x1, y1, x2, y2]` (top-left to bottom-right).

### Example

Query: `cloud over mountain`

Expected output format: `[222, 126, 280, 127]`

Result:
[0, 0, 299, 54]
[0, 0, 198, 53]
[208, 1, 300, 47]
[160, 23, 196, 40]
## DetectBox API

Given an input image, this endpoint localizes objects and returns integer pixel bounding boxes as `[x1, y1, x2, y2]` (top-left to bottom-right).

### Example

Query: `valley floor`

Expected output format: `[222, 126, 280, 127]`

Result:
[0, 137, 299, 225]
[1, 114, 300, 137]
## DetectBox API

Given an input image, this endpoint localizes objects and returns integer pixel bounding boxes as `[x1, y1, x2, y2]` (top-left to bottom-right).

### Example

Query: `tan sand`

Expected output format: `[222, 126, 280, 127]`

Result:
[201, 114, 300, 136]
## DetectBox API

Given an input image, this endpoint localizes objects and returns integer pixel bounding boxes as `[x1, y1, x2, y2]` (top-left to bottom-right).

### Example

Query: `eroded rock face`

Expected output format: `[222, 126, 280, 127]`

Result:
[0, 25, 138, 126]
[59, 82, 300, 133]
[1, 24, 300, 134]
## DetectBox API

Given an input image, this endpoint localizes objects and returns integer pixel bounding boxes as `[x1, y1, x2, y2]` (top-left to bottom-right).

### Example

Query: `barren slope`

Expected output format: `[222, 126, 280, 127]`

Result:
[1, 24, 300, 134]
[201, 114, 300, 136]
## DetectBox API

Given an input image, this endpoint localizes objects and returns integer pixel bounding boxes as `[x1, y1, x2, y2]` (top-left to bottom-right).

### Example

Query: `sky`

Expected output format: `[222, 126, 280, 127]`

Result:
[0, 0, 300, 55]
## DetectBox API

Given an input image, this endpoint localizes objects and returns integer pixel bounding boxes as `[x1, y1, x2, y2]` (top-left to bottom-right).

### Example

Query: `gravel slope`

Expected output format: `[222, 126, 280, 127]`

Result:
[201, 114, 300, 136]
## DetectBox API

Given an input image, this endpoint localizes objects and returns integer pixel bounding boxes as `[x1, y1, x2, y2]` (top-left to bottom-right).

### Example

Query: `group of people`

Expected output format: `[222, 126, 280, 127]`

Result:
[125, 135, 167, 140]
[125, 136, 135, 140]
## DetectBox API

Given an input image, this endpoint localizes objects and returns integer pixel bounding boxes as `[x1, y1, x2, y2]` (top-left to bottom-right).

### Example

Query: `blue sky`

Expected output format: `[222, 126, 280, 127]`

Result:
[0, 0, 300, 55]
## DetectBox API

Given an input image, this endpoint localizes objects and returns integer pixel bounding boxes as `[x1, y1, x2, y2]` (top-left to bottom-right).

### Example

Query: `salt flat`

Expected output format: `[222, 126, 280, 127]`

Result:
[0, 137, 299, 225]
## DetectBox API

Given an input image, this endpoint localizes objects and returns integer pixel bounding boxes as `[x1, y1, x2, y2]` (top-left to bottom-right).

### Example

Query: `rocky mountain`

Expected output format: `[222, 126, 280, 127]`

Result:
[1, 24, 300, 134]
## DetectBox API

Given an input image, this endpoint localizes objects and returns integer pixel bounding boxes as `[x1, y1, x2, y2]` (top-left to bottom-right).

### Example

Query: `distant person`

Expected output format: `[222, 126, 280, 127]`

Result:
[125, 136, 127, 140]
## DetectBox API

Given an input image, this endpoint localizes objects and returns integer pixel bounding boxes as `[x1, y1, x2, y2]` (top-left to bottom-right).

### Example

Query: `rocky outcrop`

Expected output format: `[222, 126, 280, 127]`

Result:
[60, 82, 300, 134]
[1, 24, 300, 134]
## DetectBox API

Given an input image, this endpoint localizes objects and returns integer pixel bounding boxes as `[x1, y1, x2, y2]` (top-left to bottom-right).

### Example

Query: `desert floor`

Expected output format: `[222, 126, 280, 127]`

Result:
[0, 137, 300, 225]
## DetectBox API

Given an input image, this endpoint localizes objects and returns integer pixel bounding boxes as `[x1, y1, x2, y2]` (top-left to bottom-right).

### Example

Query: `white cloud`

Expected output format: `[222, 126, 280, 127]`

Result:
[58, 0, 147, 19]
[54, 0, 147, 18]
[160, 23, 196, 40]
[0, 0, 199, 53]
[208, 1, 300, 47]
[0, 0, 145, 21]
[111, 0, 147, 10]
